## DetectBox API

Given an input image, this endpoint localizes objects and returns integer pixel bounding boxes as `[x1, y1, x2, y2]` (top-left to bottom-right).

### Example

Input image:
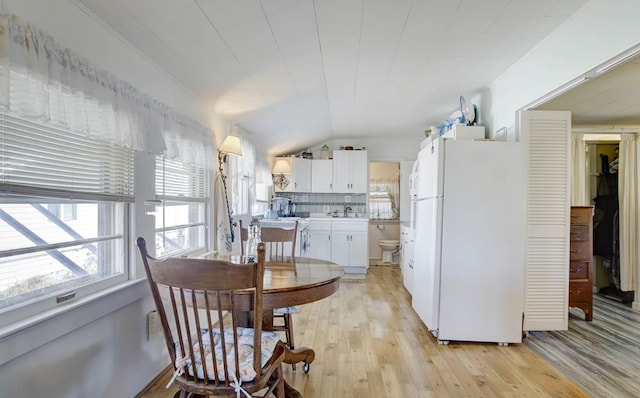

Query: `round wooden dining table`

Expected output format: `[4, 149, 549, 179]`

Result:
[201, 254, 345, 398]
[202, 254, 345, 310]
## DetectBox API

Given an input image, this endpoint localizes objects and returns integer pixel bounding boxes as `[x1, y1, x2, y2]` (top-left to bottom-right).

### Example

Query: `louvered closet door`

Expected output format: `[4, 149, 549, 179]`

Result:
[520, 110, 571, 331]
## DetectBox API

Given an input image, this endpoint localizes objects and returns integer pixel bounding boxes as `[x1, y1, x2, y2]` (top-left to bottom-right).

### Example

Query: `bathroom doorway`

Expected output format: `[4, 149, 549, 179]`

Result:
[368, 162, 400, 264]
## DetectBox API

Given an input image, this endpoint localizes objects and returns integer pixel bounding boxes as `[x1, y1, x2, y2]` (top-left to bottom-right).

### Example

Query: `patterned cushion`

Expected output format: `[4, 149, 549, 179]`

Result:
[274, 306, 299, 314]
[175, 327, 280, 382]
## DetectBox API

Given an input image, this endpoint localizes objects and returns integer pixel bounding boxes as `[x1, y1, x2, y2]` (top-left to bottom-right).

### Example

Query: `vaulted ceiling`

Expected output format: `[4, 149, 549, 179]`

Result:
[76, 0, 591, 154]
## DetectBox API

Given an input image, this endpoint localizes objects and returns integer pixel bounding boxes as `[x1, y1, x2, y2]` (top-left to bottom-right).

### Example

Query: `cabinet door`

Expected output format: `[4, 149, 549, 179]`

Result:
[292, 158, 312, 192]
[404, 241, 414, 294]
[332, 151, 350, 193]
[349, 150, 368, 193]
[331, 230, 350, 266]
[311, 160, 333, 193]
[308, 229, 332, 262]
[348, 231, 368, 268]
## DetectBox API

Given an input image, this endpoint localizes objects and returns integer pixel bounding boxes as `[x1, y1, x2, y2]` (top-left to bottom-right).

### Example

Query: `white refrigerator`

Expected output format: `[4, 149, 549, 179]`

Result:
[411, 136, 525, 344]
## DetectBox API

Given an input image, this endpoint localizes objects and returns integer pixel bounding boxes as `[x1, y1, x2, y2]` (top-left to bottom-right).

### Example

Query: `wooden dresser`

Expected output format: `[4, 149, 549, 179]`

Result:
[569, 206, 594, 321]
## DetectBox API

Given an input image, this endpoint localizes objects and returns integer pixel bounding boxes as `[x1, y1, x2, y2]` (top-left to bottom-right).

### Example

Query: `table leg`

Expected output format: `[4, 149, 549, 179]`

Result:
[284, 378, 302, 398]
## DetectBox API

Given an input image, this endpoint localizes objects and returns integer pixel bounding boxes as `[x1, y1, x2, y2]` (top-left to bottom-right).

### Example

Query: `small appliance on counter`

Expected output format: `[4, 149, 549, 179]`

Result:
[271, 196, 291, 217]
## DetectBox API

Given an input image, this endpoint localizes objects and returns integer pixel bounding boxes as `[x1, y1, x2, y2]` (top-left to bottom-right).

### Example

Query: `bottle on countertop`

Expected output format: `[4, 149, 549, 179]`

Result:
[291, 202, 296, 217]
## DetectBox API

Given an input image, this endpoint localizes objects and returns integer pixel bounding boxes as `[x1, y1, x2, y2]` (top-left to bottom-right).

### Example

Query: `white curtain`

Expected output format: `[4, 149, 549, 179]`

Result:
[570, 133, 588, 205]
[369, 178, 399, 220]
[618, 134, 638, 292]
[0, 14, 213, 166]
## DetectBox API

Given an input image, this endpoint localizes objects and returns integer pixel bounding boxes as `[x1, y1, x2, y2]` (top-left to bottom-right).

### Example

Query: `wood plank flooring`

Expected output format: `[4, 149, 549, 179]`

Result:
[138, 265, 590, 397]
[525, 294, 640, 398]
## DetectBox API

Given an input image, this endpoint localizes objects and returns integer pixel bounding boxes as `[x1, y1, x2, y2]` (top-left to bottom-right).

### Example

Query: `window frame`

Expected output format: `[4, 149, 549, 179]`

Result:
[0, 113, 133, 329]
[154, 156, 210, 258]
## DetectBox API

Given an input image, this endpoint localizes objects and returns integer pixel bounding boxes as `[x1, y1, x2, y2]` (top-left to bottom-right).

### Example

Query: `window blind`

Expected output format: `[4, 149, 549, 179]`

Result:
[155, 157, 207, 200]
[0, 113, 134, 201]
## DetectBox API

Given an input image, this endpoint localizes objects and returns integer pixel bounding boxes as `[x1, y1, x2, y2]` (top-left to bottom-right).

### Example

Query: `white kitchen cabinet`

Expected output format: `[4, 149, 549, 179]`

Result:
[311, 159, 333, 193]
[332, 150, 368, 193]
[331, 220, 368, 275]
[400, 225, 415, 295]
[273, 157, 312, 192]
[306, 220, 332, 261]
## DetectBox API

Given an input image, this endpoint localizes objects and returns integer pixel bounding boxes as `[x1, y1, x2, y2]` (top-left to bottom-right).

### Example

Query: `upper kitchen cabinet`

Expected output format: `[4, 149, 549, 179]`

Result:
[273, 157, 312, 192]
[332, 150, 368, 193]
[311, 159, 333, 193]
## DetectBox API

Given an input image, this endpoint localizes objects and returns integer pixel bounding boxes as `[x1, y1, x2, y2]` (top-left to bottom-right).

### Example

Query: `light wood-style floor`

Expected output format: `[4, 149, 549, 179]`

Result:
[139, 265, 590, 397]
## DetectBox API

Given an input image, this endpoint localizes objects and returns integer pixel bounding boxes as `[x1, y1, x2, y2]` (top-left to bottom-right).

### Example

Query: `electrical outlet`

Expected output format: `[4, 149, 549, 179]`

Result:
[301, 195, 309, 202]
[323, 205, 330, 212]
[147, 310, 160, 340]
[344, 195, 351, 202]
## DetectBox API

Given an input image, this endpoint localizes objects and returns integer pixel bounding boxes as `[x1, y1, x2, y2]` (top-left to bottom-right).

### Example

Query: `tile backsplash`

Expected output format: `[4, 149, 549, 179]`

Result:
[275, 192, 367, 216]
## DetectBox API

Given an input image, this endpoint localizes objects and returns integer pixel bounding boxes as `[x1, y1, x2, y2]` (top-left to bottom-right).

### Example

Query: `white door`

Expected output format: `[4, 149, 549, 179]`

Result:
[417, 137, 441, 199]
[308, 229, 332, 261]
[348, 231, 368, 268]
[520, 110, 571, 331]
[311, 159, 333, 193]
[438, 140, 526, 343]
[331, 230, 350, 266]
[350, 150, 368, 193]
[411, 197, 441, 332]
[292, 158, 312, 192]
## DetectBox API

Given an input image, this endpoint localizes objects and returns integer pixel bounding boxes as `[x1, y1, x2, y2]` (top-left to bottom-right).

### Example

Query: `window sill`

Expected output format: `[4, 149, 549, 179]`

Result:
[0, 278, 148, 366]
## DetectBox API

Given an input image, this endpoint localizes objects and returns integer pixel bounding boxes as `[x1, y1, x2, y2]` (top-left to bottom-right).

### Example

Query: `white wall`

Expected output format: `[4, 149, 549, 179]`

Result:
[0, 1, 221, 397]
[477, 0, 640, 309]
[479, 0, 640, 138]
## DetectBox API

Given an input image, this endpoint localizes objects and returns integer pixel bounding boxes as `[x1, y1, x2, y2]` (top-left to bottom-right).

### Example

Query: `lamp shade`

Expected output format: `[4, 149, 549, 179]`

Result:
[219, 135, 242, 156]
[272, 158, 292, 174]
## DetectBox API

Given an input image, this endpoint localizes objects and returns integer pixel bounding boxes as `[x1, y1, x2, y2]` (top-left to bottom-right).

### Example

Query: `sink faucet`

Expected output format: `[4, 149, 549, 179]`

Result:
[344, 205, 352, 217]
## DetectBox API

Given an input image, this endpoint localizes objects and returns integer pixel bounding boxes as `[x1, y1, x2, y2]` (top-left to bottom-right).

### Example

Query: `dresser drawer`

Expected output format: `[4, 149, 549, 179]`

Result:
[570, 209, 592, 225]
[569, 261, 590, 280]
[569, 281, 592, 301]
[570, 225, 591, 242]
[570, 241, 591, 260]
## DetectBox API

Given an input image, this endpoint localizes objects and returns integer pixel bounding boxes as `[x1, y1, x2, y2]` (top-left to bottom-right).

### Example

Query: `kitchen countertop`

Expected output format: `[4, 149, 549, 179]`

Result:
[259, 216, 370, 223]
[306, 216, 369, 222]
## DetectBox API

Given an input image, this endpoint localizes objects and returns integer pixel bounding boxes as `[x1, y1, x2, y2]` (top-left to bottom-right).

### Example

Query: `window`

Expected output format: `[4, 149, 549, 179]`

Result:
[0, 113, 132, 324]
[369, 179, 400, 220]
[253, 183, 269, 216]
[155, 157, 208, 257]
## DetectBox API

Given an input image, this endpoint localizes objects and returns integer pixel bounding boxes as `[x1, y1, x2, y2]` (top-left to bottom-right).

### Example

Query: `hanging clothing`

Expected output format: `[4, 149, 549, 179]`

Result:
[593, 194, 618, 258]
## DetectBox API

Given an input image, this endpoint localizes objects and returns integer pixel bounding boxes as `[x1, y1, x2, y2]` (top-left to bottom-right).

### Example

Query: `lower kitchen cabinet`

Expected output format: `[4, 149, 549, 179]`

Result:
[307, 219, 369, 275]
[307, 221, 332, 262]
[331, 220, 368, 275]
[400, 225, 414, 295]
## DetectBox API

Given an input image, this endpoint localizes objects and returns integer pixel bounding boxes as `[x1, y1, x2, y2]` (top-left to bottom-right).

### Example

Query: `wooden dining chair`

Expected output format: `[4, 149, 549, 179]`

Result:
[136, 237, 286, 397]
[259, 222, 301, 371]
[239, 220, 302, 371]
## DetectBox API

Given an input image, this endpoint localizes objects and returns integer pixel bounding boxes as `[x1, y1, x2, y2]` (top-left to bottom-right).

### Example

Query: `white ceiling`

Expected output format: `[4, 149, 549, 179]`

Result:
[538, 56, 640, 130]
[76, 0, 590, 154]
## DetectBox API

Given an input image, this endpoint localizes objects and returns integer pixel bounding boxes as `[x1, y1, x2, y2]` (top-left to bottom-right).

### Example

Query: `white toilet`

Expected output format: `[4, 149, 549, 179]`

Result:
[379, 239, 400, 264]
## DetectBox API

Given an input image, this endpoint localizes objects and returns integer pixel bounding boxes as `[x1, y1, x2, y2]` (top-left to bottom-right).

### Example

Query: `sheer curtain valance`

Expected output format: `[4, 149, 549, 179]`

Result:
[0, 14, 213, 167]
